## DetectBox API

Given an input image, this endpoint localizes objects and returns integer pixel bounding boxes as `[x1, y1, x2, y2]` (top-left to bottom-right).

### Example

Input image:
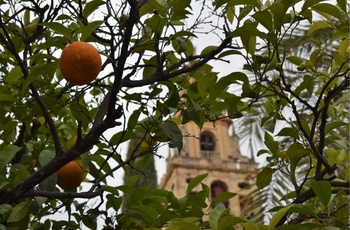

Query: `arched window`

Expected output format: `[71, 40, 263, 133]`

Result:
[200, 131, 215, 151]
[211, 181, 229, 208]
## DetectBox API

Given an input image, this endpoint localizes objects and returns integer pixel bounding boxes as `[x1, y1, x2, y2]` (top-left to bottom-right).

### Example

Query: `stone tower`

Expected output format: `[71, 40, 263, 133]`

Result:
[159, 118, 258, 215]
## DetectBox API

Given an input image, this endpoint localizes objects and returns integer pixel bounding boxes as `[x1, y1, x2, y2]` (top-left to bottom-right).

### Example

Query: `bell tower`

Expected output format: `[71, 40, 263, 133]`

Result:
[160, 118, 258, 215]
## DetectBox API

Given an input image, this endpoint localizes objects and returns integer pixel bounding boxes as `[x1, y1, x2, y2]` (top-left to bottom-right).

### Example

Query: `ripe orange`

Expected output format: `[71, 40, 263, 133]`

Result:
[56, 161, 83, 190]
[59, 41, 102, 85]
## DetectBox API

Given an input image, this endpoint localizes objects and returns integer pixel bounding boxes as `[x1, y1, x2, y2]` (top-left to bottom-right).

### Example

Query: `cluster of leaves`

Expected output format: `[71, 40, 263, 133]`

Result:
[229, 0, 350, 227]
[115, 173, 244, 230]
[0, 0, 349, 229]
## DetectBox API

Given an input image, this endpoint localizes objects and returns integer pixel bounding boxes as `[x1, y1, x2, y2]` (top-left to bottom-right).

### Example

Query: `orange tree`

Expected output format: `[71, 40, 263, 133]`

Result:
[0, 0, 349, 229]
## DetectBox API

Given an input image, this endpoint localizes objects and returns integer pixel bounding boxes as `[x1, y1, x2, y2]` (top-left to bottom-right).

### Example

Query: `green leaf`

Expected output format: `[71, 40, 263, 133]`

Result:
[38, 149, 55, 167]
[172, 37, 188, 54]
[324, 121, 347, 134]
[306, 21, 331, 36]
[171, 0, 191, 21]
[83, 0, 105, 18]
[287, 142, 310, 188]
[256, 167, 275, 189]
[217, 215, 246, 229]
[326, 148, 347, 166]
[214, 0, 261, 10]
[186, 193, 208, 208]
[81, 20, 104, 41]
[311, 180, 332, 206]
[7, 201, 28, 223]
[0, 204, 12, 222]
[187, 173, 208, 195]
[264, 131, 279, 154]
[230, 24, 266, 38]
[127, 110, 141, 131]
[218, 50, 242, 58]
[145, 0, 168, 16]
[56, 14, 72, 21]
[276, 127, 299, 139]
[270, 204, 318, 229]
[171, 30, 197, 38]
[106, 194, 122, 211]
[0, 94, 20, 103]
[130, 187, 150, 204]
[269, 205, 291, 230]
[288, 204, 317, 219]
[135, 205, 159, 223]
[197, 72, 217, 96]
[311, 3, 343, 22]
[210, 102, 229, 115]
[39, 173, 57, 192]
[181, 101, 206, 129]
[123, 175, 140, 187]
[134, 153, 152, 170]
[280, 191, 297, 201]
[297, 120, 311, 135]
[162, 120, 183, 152]
[213, 192, 237, 206]
[257, 149, 269, 156]
[41, 22, 71, 39]
[252, 10, 273, 31]
[200, 45, 217, 55]
[320, 227, 342, 230]
[334, 190, 349, 226]
[209, 205, 227, 230]
[6, 66, 23, 83]
[0, 145, 21, 171]
[241, 222, 260, 230]
[336, 0, 346, 11]
[302, 0, 327, 12]
[143, 56, 157, 79]
[145, 14, 167, 34]
[28, 53, 58, 62]
[245, 34, 256, 56]
[226, 6, 234, 23]
[209, 72, 248, 103]
[163, 84, 180, 109]
[268, 0, 293, 31]
[110, 130, 137, 145]
[22, 62, 58, 97]
[263, 118, 276, 134]
[168, 220, 200, 230]
[286, 56, 303, 65]
[287, 143, 309, 165]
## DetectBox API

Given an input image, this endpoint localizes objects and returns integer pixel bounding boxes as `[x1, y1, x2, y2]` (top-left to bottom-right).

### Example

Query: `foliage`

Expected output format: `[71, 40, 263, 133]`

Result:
[122, 120, 158, 211]
[0, 0, 349, 229]
[123, 130, 158, 190]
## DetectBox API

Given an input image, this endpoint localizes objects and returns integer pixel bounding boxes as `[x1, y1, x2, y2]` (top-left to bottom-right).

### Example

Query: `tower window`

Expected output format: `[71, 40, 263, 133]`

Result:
[200, 132, 215, 151]
[211, 181, 229, 208]
[240, 195, 252, 213]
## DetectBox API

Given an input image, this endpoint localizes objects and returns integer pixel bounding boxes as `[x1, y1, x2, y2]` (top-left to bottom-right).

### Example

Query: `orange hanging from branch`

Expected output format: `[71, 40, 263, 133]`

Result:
[59, 41, 102, 85]
[56, 161, 84, 190]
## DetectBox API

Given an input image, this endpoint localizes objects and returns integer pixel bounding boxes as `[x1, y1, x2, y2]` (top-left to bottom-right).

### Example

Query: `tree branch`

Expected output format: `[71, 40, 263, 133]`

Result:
[0, 106, 122, 205]
[121, 37, 232, 88]
[107, 0, 139, 118]
[29, 83, 63, 155]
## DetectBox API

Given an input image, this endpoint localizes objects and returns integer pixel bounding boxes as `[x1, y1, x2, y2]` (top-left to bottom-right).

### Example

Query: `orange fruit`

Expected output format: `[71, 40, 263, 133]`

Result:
[59, 41, 102, 85]
[56, 161, 83, 190]
[140, 140, 150, 148]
